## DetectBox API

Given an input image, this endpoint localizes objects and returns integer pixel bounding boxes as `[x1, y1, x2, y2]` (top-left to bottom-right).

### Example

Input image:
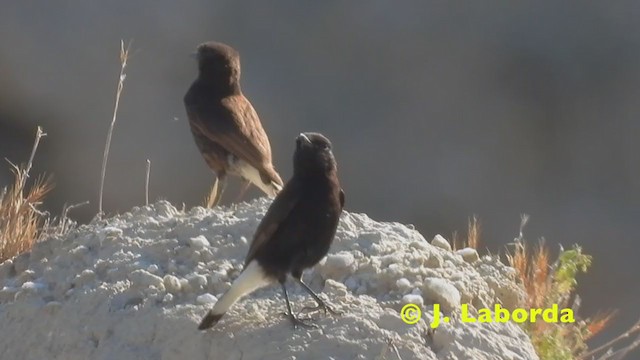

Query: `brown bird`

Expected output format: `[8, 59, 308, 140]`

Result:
[184, 41, 283, 206]
[199, 132, 345, 330]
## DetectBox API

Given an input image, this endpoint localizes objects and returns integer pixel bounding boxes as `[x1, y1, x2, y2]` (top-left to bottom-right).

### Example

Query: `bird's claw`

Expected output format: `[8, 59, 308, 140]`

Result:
[287, 313, 318, 329]
[298, 302, 342, 317]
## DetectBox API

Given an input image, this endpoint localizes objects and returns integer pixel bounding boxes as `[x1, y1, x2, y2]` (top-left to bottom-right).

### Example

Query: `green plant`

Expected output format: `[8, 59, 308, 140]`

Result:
[506, 215, 638, 360]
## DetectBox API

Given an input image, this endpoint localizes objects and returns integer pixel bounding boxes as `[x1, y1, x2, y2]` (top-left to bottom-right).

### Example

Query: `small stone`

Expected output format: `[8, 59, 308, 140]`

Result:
[179, 278, 192, 293]
[209, 270, 227, 285]
[154, 201, 178, 218]
[163, 275, 181, 294]
[196, 293, 218, 305]
[431, 235, 452, 252]
[320, 252, 356, 279]
[425, 253, 444, 268]
[324, 279, 348, 297]
[187, 273, 208, 289]
[423, 278, 461, 312]
[189, 235, 210, 248]
[129, 269, 164, 288]
[325, 252, 355, 269]
[409, 241, 428, 251]
[456, 248, 479, 263]
[147, 264, 159, 273]
[401, 294, 424, 307]
[396, 278, 411, 292]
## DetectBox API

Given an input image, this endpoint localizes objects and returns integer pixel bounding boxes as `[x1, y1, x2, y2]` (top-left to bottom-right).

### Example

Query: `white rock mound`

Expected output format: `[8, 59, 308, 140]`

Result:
[0, 199, 537, 360]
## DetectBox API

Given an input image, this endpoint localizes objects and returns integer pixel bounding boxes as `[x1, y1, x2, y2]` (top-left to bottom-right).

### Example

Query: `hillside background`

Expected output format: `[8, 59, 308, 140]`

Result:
[1, 1, 638, 351]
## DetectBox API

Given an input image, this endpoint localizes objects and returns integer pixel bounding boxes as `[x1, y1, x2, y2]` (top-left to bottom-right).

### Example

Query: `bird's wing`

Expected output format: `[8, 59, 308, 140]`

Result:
[244, 181, 299, 267]
[185, 93, 282, 185]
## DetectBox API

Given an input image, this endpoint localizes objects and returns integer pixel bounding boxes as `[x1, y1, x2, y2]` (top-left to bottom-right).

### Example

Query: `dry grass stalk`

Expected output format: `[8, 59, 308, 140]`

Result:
[586, 311, 619, 341]
[38, 201, 90, 240]
[580, 318, 640, 360]
[467, 215, 480, 249]
[451, 215, 481, 251]
[98, 39, 133, 217]
[450, 230, 459, 251]
[0, 126, 53, 263]
[145, 159, 151, 206]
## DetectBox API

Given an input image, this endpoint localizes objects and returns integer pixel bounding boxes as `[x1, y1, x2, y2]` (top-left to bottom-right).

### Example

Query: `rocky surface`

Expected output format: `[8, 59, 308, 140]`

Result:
[0, 199, 537, 360]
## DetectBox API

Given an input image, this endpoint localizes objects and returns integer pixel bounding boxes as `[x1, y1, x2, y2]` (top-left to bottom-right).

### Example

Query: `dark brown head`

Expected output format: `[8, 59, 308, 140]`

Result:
[293, 133, 337, 176]
[194, 42, 241, 86]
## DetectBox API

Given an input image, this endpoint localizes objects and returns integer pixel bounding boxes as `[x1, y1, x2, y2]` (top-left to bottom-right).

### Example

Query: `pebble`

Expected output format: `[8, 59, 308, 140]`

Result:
[456, 248, 479, 263]
[423, 278, 461, 312]
[189, 235, 210, 248]
[129, 269, 164, 289]
[396, 278, 411, 292]
[401, 293, 424, 307]
[431, 234, 452, 252]
[196, 293, 218, 305]
[163, 275, 182, 294]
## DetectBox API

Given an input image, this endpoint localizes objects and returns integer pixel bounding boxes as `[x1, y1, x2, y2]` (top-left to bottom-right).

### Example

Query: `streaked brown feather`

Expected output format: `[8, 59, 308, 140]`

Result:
[186, 94, 282, 187]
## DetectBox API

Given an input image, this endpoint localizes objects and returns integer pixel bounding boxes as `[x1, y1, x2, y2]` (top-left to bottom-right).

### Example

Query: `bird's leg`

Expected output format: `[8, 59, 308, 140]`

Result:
[280, 282, 317, 329]
[208, 174, 227, 207]
[217, 175, 228, 206]
[295, 277, 342, 316]
[235, 179, 251, 203]
[204, 177, 218, 209]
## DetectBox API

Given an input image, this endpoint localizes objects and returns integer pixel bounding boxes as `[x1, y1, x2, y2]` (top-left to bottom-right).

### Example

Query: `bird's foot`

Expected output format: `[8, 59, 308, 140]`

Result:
[281, 312, 318, 329]
[289, 314, 318, 329]
[299, 301, 342, 317]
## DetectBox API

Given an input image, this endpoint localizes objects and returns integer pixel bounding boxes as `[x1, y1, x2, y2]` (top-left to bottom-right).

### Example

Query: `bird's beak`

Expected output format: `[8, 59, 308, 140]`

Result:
[189, 52, 198, 59]
[298, 133, 312, 145]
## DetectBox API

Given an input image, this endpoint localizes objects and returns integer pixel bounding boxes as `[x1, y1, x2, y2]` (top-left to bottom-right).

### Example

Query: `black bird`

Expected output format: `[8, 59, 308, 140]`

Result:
[184, 41, 283, 206]
[199, 132, 345, 330]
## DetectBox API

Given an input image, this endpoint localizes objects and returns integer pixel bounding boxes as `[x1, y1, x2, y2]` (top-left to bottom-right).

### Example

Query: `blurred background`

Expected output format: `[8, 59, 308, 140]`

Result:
[1, 0, 638, 351]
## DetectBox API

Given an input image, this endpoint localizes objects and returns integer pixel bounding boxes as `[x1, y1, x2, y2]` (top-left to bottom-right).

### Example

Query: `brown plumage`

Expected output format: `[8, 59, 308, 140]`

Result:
[199, 133, 345, 330]
[184, 41, 283, 206]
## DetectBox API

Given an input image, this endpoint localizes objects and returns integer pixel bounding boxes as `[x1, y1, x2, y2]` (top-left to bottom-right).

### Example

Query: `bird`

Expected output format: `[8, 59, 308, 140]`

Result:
[184, 41, 283, 207]
[198, 132, 345, 330]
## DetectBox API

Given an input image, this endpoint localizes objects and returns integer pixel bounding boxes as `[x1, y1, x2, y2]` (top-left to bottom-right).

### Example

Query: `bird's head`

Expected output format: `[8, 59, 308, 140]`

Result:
[193, 41, 241, 83]
[293, 132, 337, 176]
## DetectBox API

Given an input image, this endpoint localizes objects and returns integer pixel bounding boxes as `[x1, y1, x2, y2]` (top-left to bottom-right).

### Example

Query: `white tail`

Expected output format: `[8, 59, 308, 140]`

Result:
[212, 260, 272, 314]
[234, 159, 281, 197]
